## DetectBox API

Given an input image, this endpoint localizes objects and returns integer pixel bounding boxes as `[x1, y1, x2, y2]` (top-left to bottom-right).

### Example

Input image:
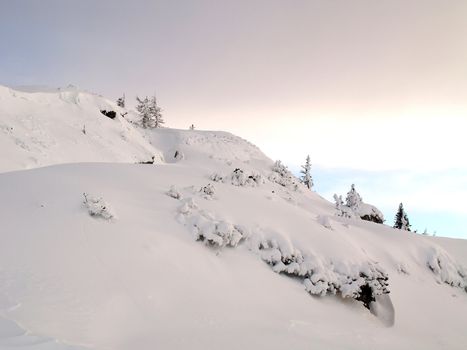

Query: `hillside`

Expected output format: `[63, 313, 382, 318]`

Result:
[0, 85, 159, 172]
[0, 87, 466, 349]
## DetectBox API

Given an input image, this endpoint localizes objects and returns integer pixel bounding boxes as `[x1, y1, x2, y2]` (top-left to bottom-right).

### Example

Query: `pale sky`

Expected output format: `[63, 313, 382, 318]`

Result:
[1, 0, 467, 237]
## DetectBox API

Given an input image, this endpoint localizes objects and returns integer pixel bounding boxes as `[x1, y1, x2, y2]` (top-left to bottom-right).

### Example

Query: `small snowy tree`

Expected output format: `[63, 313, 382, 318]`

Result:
[345, 184, 362, 212]
[189, 124, 195, 130]
[300, 155, 313, 190]
[116, 94, 125, 108]
[149, 95, 164, 128]
[136, 96, 151, 128]
[333, 194, 353, 218]
[136, 95, 164, 128]
[393, 203, 411, 231]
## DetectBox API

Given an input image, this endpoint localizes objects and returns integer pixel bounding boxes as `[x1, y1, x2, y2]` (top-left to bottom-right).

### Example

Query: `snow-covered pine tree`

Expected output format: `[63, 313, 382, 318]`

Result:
[136, 96, 151, 128]
[393, 202, 411, 231]
[345, 184, 362, 211]
[333, 194, 353, 218]
[300, 155, 313, 190]
[116, 94, 125, 108]
[149, 96, 164, 128]
[333, 194, 344, 214]
[189, 124, 195, 130]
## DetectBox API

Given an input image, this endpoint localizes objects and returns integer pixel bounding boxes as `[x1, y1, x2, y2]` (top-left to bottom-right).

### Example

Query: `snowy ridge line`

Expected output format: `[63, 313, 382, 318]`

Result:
[168, 185, 390, 309]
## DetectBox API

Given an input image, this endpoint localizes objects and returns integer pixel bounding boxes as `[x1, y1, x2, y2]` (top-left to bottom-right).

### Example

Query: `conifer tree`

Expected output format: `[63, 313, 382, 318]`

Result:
[393, 202, 411, 231]
[300, 155, 313, 190]
[149, 96, 164, 128]
[136, 95, 164, 129]
[333, 194, 352, 218]
[345, 184, 362, 211]
[116, 94, 125, 108]
[136, 96, 151, 128]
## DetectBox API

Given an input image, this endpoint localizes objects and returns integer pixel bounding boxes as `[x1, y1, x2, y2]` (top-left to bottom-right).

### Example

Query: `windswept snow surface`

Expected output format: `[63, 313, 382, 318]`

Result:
[0, 85, 159, 172]
[1, 90, 467, 349]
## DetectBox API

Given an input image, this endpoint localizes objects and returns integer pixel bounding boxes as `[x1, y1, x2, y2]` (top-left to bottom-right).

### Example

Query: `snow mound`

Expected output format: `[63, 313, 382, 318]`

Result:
[0, 85, 161, 172]
[143, 128, 271, 169]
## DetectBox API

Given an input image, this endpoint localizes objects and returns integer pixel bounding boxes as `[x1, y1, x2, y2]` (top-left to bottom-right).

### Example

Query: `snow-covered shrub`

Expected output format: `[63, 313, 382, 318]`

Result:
[210, 172, 224, 182]
[173, 195, 392, 308]
[174, 150, 184, 161]
[252, 232, 390, 308]
[268, 160, 299, 190]
[190, 215, 245, 247]
[426, 247, 467, 289]
[359, 203, 385, 224]
[245, 172, 264, 186]
[178, 198, 198, 215]
[334, 185, 384, 224]
[176, 196, 245, 247]
[397, 262, 409, 275]
[210, 169, 263, 187]
[228, 168, 263, 187]
[83, 193, 115, 220]
[333, 194, 355, 219]
[200, 183, 215, 199]
[271, 160, 289, 177]
[166, 185, 182, 200]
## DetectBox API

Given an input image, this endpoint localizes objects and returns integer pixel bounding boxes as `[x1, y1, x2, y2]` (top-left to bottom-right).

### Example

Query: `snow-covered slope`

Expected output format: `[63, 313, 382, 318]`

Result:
[0, 85, 159, 172]
[1, 92, 467, 349]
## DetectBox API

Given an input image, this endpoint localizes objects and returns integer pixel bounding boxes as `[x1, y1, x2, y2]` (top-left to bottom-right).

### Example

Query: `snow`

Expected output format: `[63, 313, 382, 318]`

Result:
[0, 85, 159, 172]
[0, 85, 467, 349]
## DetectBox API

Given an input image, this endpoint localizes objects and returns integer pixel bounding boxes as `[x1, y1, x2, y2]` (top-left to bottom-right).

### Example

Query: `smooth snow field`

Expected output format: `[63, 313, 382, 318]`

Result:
[1, 86, 466, 349]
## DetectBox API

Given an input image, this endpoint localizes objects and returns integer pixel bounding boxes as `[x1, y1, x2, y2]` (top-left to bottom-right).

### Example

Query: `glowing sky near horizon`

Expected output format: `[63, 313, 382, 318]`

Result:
[1, 0, 467, 237]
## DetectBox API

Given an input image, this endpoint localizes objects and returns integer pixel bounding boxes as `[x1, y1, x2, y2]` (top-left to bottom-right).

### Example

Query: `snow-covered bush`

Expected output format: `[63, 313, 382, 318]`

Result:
[192, 219, 244, 247]
[333, 194, 355, 219]
[268, 160, 299, 190]
[334, 185, 384, 224]
[210, 172, 224, 182]
[210, 168, 263, 187]
[426, 247, 467, 289]
[178, 197, 198, 215]
[83, 193, 115, 220]
[174, 150, 184, 161]
[254, 233, 390, 307]
[166, 185, 182, 200]
[231, 168, 263, 187]
[359, 203, 385, 224]
[176, 196, 246, 247]
[200, 183, 215, 199]
[173, 194, 392, 308]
